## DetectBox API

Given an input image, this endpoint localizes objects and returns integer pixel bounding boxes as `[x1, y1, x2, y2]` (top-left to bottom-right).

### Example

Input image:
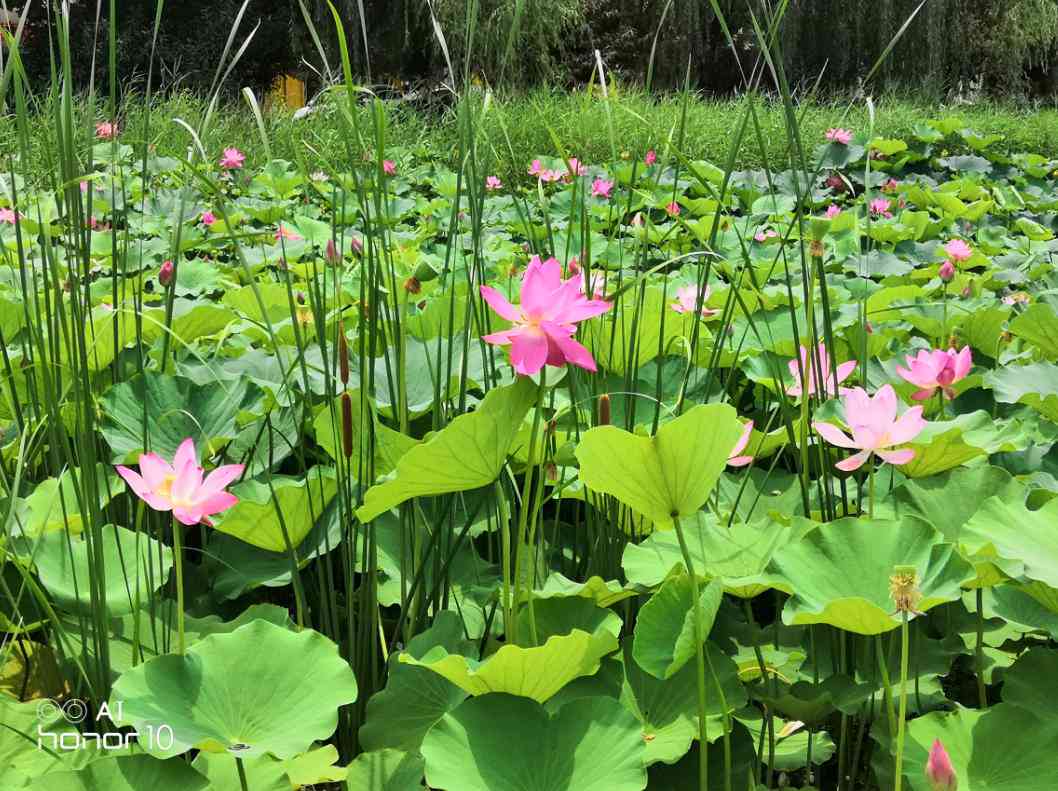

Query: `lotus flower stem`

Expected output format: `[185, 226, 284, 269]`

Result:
[894, 611, 910, 791]
[513, 371, 546, 647]
[868, 461, 876, 519]
[673, 520, 710, 791]
[975, 588, 987, 708]
[172, 520, 186, 655]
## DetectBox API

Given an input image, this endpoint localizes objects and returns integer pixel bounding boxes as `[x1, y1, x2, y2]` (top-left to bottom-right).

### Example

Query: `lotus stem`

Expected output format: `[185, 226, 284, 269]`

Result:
[673, 519, 710, 791]
[235, 757, 249, 791]
[894, 611, 910, 791]
[172, 519, 185, 655]
[976, 588, 987, 708]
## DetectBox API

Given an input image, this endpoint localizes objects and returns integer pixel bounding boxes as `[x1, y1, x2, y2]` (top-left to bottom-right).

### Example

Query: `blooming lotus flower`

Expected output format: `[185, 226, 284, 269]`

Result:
[869, 198, 892, 218]
[896, 346, 972, 400]
[671, 284, 717, 318]
[786, 343, 857, 398]
[116, 438, 244, 526]
[276, 224, 302, 242]
[95, 121, 117, 140]
[382, 160, 397, 176]
[529, 159, 544, 176]
[665, 201, 680, 217]
[159, 260, 174, 287]
[825, 205, 842, 219]
[480, 255, 611, 375]
[0, 208, 17, 224]
[728, 421, 754, 467]
[645, 149, 657, 166]
[944, 239, 972, 262]
[486, 175, 503, 191]
[813, 384, 926, 471]
[881, 178, 899, 193]
[584, 270, 607, 300]
[925, 739, 957, 791]
[219, 147, 245, 170]
[591, 178, 614, 199]
[825, 128, 853, 145]
[201, 211, 216, 227]
[939, 261, 956, 282]
[754, 228, 778, 242]
[566, 158, 587, 176]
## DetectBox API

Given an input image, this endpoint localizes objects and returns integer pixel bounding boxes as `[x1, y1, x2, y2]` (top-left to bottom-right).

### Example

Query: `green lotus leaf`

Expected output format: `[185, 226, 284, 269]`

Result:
[211, 467, 338, 552]
[620, 641, 746, 766]
[633, 572, 723, 679]
[986, 362, 1058, 422]
[284, 744, 348, 786]
[623, 512, 806, 598]
[32, 755, 209, 791]
[897, 704, 1058, 791]
[515, 596, 623, 644]
[356, 378, 537, 522]
[961, 496, 1058, 588]
[312, 390, 419, 476]
[99, 373, 265, 462]
[997, 647, 1058, 720]
[1009, 302, 1058, 360]
[531, 573, 637, 607]
[582, 287, 686, 375]
[345, 749, 424, 791]
[769, 517, 976, 634]
[738, 710, 837, 771]
[422, 694, 646, 791]
[981, 583, 1058, 638]
[20, 465, 120, 536]
[0, 696, 78, 780]
[110, 619, 357, 759]
[190, 752, 286, 791]
[648, 724, 757, 791]
[400, 628, 617, 703]
[900, 412, 1025, 479]
[575, 404, 743, 528]
[892, 465, 1024, 542]
[30, 525, 172, 615]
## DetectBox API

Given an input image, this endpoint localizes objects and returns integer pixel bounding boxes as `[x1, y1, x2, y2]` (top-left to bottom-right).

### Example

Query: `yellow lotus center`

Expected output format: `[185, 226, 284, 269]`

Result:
[156, 474, 195, 508]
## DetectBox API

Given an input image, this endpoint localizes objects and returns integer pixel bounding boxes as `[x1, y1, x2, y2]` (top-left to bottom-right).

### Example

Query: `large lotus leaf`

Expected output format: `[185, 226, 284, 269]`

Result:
[769, 517, 976, 634]
[284, 745, 348, 786]
[531, 573, 637, 608]
[345, 749, 424, 791]
[99, 373, 265, 462]
[623, 513, 807, 598]
[982, 583, 1058, 638]
[648, 724, 757, 791]
[422, 694, 646, 791]
[899, 411, 1024, 479]
[896, 704, 1058, 791]
[359, 612, 473, 753]
[892, 465, 1024, 542]
[621, 641, 746, 766]
[30, 525, 172, 615]
[583, 287, 686, 375]
[190, 752, 286, 791]
[0, 696, 78, 779]
[401, 628, 617, 703]
[961, 496, 1058, 588]
[312, 390, 418, 477]
[575, 405, 743, 528]
[34, 755, 209, 791]
[997, 647, 1058, 719]
[110, 619, 357, 759]
[515, 596, 623, 644]
[633, 573, 723, 679]
[356, 378, 537, 522]
[211, 467, 338, 552]
[986, 362, 1058, 422]
[1, 640, 66, 700]
[737, 710, 837, 771]
[19, 465, 120, 536]
[1009, 302, 1058, 360]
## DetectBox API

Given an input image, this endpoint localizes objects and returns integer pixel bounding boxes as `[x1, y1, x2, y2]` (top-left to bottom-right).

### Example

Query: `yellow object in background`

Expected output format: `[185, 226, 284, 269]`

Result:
[267, 75, 306, 110]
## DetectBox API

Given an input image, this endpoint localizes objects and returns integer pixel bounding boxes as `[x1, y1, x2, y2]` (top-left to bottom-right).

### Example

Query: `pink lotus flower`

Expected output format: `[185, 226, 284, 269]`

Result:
[944, 239, 972, 262]
[671, 284, 717, 318]
[728, 421, 754, 467]
[275, 224, 302, 242]
[665, 201, 680, 217]
[219, 147, 245, 170]
[825, 205, 842, 219]
[0, 208, 17, 224]
[754, 228, 778, 243]
[566, 158, 587, 176]
[786, 343, 857, 398]
[79, 181, 89, 194]
[584, 270, 607, 300]
[201, 211, 216, 227]
[896, 346, 972, 400]
[95, 121, 117, 140]
[939, 261, 956, 282]
[115, 438, 244, 526]
[486, 175, 503, 191]
[869, 198, 892, 218]
[825, 128, 853, 145]
[925, 739, 957, 791]
[479, 255, 611, 375]
[591, 178, 614, 199]
[529, 159, 544, 176]
[645, 149, 657, 166]
[813, 384, 925, 471]
[382, 160, 397, 176]
[826, 173, 847, 192]
[881, 178, 899, 193]
[159, 260, 174, 287]
[350, 236, 364, 256]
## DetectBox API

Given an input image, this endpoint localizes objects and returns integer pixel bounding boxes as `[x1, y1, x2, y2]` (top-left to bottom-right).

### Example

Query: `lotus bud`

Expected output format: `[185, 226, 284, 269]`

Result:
[350, 236, 364, 257]
[158, 260, 174, 287]
[925, 739, 957, 790]
[325, 238, 340, 265]
[598, 394, 611, 426]
[961, 283, 972, 299]
[403, 276, 421, 295]
[340, 392, 354, 459]
[545, 462, 558, 482]
[939, 261, 956, 282]
[296, 291, 306, 305]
